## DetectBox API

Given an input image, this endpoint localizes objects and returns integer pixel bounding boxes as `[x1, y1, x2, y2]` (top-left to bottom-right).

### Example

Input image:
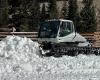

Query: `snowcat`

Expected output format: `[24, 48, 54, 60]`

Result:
[38, 19, 100, 57]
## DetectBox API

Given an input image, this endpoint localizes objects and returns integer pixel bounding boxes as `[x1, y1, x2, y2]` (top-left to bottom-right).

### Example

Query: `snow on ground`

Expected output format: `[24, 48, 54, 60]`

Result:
[0, 36, 100, 80]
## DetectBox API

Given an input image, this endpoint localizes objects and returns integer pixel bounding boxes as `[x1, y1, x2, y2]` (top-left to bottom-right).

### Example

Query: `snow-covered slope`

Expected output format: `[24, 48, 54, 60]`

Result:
[0, 36, 100, 80]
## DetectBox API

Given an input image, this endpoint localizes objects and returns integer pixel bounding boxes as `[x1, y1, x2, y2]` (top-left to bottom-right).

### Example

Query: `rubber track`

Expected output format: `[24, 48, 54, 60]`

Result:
[50, 47, 100, 57]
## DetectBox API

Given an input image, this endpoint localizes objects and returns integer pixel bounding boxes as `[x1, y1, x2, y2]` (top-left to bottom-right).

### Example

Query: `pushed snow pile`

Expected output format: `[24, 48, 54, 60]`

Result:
[0, 36, 40, 59]
[0, 36, 41, 80]
[0, 36, 100, 80]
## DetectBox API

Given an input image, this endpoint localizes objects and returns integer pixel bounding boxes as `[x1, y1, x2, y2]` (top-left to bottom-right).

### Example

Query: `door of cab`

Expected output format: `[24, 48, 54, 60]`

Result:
[57, 21, 75, 42]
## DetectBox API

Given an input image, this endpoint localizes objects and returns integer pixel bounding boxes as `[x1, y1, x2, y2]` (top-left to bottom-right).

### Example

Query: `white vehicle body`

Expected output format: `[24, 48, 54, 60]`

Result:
[38, 19, 90, 47]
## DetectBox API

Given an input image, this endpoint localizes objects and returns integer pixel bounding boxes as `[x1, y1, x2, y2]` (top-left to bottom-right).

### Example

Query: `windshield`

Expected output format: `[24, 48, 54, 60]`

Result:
[38, 21, 60, 38]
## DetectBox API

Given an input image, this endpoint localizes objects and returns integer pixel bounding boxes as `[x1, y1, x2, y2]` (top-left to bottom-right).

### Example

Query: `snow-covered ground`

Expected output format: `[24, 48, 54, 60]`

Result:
[0, 36, 100, 80]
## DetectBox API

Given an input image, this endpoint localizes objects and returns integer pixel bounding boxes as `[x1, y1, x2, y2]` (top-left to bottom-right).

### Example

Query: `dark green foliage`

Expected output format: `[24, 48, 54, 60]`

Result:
[0, 9, 9, 27]
[40, 4, 47, 22]
[7, 0, 41, 31]
[8, 0, 21, 31]
[68, 0, 78, 20]
[80, 0, 97, 32]
[8, 0, 21, 7]
[68, 0, 80, 32]
[0, 0, 97, 32]
[48, 0, 58, 19]
[61, 2, 68, 19]
[27, 1, 40, 31]
[82, 0, 93, 6]
[0, 0, 9, 27]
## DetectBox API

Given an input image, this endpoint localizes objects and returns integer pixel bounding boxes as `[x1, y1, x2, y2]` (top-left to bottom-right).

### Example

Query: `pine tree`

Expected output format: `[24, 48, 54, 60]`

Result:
[80, 0, 97, 32]
[67, 0, 80, 32]
[48, 0, 58, 19]
[68, 0, 78, 20]
[40, 3, 46, 22]
[60, 2, 68, 19]
[18, 0, 34, 31]
[0, 0, 9, 27]
[8, 0, 21, 31]
[28, 1, 40, 31]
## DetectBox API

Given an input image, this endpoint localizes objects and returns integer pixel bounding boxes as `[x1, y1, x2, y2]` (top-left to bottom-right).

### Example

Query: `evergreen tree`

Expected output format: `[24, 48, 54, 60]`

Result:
[68, 0, 80, 32]
[8, 0, 21, 31]
[7, 0, 40, 31]
[60, 2, 68, 19]
[48, 0, 58, 19]
[0, 9, 9, 27]
[0, 0, 9, 27]
[80, 0, 97, 32]
[19, 0, 34, 31]
[8, 0, 20, 7]
[68, 0, 78, 20]
[28, 1, 40, 31]
[40, 3, 47, 22]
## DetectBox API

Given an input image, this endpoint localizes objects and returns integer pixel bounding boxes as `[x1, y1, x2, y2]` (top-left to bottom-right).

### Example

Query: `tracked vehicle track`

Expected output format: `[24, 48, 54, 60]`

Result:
[44, 47, 100, 57]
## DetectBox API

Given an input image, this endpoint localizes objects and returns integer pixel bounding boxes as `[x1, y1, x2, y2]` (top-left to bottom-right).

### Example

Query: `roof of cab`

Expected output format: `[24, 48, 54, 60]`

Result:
[47, 19, 73, 22]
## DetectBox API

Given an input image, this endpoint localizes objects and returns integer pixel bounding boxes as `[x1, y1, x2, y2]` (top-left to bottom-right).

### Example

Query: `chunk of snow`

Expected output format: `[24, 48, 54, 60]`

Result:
[21, 63, 33, 72]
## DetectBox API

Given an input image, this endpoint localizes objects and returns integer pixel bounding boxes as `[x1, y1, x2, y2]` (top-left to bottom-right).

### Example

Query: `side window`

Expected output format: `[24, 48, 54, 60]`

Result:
[59, 22, 72, 37]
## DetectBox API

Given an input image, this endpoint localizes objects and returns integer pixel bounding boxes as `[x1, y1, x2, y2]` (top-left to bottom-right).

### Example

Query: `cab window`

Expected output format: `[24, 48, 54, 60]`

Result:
[59, 22, 72, 37]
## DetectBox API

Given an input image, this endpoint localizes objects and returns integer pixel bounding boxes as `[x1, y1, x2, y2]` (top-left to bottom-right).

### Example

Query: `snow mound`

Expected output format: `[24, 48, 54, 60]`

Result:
[0, 36, 42, 79]
[0, 36, 40, 59]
